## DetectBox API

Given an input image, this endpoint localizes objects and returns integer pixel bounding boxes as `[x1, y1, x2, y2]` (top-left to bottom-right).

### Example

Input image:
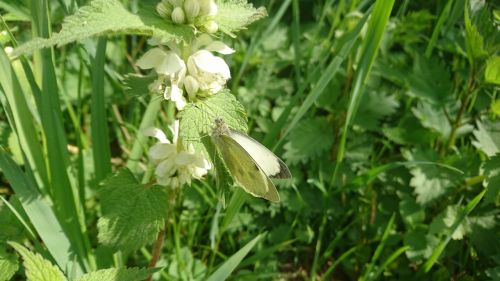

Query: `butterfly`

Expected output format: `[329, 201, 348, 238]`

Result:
[211, 118, 291, 202]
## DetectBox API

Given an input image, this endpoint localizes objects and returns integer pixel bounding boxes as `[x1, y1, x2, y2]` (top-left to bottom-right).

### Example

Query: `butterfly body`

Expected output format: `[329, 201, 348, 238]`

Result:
[211, 118, 291, 202]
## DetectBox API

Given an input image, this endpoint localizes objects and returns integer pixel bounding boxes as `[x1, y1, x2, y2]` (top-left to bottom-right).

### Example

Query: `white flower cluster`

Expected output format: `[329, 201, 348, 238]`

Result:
[157, 0, 219, 33]
[143, 121, 211, 189]
[136, 34, 234, 110]
[140, 0, 237, 188]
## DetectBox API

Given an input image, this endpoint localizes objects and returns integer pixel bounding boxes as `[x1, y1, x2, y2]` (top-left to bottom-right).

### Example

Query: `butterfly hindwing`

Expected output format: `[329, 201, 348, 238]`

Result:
[212, 134, 280, 202]
[228, 130, 291, 179]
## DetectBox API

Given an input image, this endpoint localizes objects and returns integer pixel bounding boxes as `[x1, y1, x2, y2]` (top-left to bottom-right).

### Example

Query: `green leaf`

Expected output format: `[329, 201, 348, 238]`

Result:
[8, 242, 66, 281]
[178, 90, 247, 157]
[283, 117, 333, 165]
[206, 234, 263, 281]
[0, 247, 18, 281]
[399, 197, 425, 228]
[483, 153, 500, 205]
[75, 268, 154, 281]
[13, 0, 193, 56]
[382, 114, 434, 145]
[472, 120, 500, 157]
[216, 0, 267, 37]
[97, 169, 168, 252]
[403, 149, 453, 205]
[429, 206, 470, 240]
[485, 56, 500, 85]
[464, 3, 488, 63]
[406, 55, 453, 106]
[123, 73, 158, 97]
[412, 102, 451, 139]
[354, 91, 399, 130]
[404, 230, 439, 262]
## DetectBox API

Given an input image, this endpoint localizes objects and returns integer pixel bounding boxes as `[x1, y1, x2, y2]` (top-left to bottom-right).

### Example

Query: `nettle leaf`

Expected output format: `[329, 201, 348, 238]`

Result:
[411, 102, 473, 140]
[382, 114, 434, 145]
[75, 268, 154, 281]
[97, 169, 168, 252]
[403, 149, 455, 205]
[464, 4, 488, 63]
[485, 56, 500, 85]
[178, 90, 248, 157]
[13, 0, 193, 56]
[404, 230, 439, 262]
[472, 120, 500, 157]
[483, 154, 500, 205]
[283, 117, 334, 165]
[216, 0, 267, 37]
[399, 196, 425, 228]
[354, 91, 399, 130]
[406, 55, 453, 106]
[123, 73, 158, 97]
[0, 247, 18, 281]
[429, 206, 470, 240]
[8, 242, 66, 281]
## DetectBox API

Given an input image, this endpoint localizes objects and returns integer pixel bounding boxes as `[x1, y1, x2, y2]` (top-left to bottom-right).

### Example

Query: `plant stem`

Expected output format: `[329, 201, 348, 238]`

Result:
[145, 226, 166, 281]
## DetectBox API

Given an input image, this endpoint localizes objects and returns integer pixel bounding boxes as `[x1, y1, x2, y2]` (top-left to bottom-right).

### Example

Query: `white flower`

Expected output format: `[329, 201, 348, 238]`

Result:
[199, 0, 218, 16]
[136, 34, 234, 109]
[136, 47, 187, 110]
[187, 50, 230, 93]
[143, 121, 211, 188]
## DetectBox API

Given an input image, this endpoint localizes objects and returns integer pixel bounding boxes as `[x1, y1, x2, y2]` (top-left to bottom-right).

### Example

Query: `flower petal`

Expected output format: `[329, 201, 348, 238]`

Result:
[136, 48, 167, 69]
[205, 41, 235, 55]
[142, 127, 170, 144]
[156, 52, 185, 75]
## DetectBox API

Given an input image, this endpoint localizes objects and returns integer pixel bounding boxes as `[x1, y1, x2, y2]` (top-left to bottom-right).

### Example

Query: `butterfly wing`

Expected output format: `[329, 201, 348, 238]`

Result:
[227, 130, 291, 179]
[212, 134, 280, 202]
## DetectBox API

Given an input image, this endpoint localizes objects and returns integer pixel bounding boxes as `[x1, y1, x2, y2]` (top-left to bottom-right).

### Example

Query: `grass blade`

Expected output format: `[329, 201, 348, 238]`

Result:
[0, 148, 84, 275]
[206, 234, 263, 281]
[422, 189, 486, 272]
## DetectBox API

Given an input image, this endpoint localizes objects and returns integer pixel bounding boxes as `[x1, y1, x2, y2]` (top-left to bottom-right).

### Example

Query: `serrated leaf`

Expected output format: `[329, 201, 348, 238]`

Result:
[123, 73, 158, 97]
[8, 242, 66, 281]
[75, 267, 154, 281]
[483, 153, 500, 205]
[464, 4, 488, 63]
[399, 197, 425, 228]
[485, 56, 500, 85]
[403, 149, 454, 205]
[406, 55, 453, 106]
[13, 0, 193, 56]
[429, 206, 470, 240]
[404, 230, 439, 262]
[0, 247, 18, 281]
[216, 0, 267, 37]
[354, 91, 398, 130]
[97, 169, 168, 252]
[412, 102, 451, 139]
[283, 117, 333, 165]
[382, 114, 434, 145]
[472, 120, 500, 157]
[178, 90, 247, 157]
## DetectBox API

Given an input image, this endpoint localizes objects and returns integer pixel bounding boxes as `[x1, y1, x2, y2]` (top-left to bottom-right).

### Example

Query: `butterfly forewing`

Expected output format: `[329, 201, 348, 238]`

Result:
[212, 133, 280, 202]
[228, 130, 291, 179]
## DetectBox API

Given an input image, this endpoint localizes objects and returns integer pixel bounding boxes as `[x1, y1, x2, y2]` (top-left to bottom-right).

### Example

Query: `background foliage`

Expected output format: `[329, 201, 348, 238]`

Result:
[0, 0, 499, 280]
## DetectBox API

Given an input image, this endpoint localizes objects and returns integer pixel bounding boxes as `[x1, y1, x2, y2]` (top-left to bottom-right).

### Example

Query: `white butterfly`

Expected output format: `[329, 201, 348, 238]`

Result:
[211, 118, 291, 202]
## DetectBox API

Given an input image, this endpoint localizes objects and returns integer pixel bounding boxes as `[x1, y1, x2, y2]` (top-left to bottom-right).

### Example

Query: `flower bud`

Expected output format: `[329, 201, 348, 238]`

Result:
[167, 0, 183, 8]
[199, 0, 218, 16]
[156, 1, 173, 18]
[202, 20, 218, 34]
[183, 0, 200, 19]
[184, 75, 200, 100]
[171, 7, 186, 24]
